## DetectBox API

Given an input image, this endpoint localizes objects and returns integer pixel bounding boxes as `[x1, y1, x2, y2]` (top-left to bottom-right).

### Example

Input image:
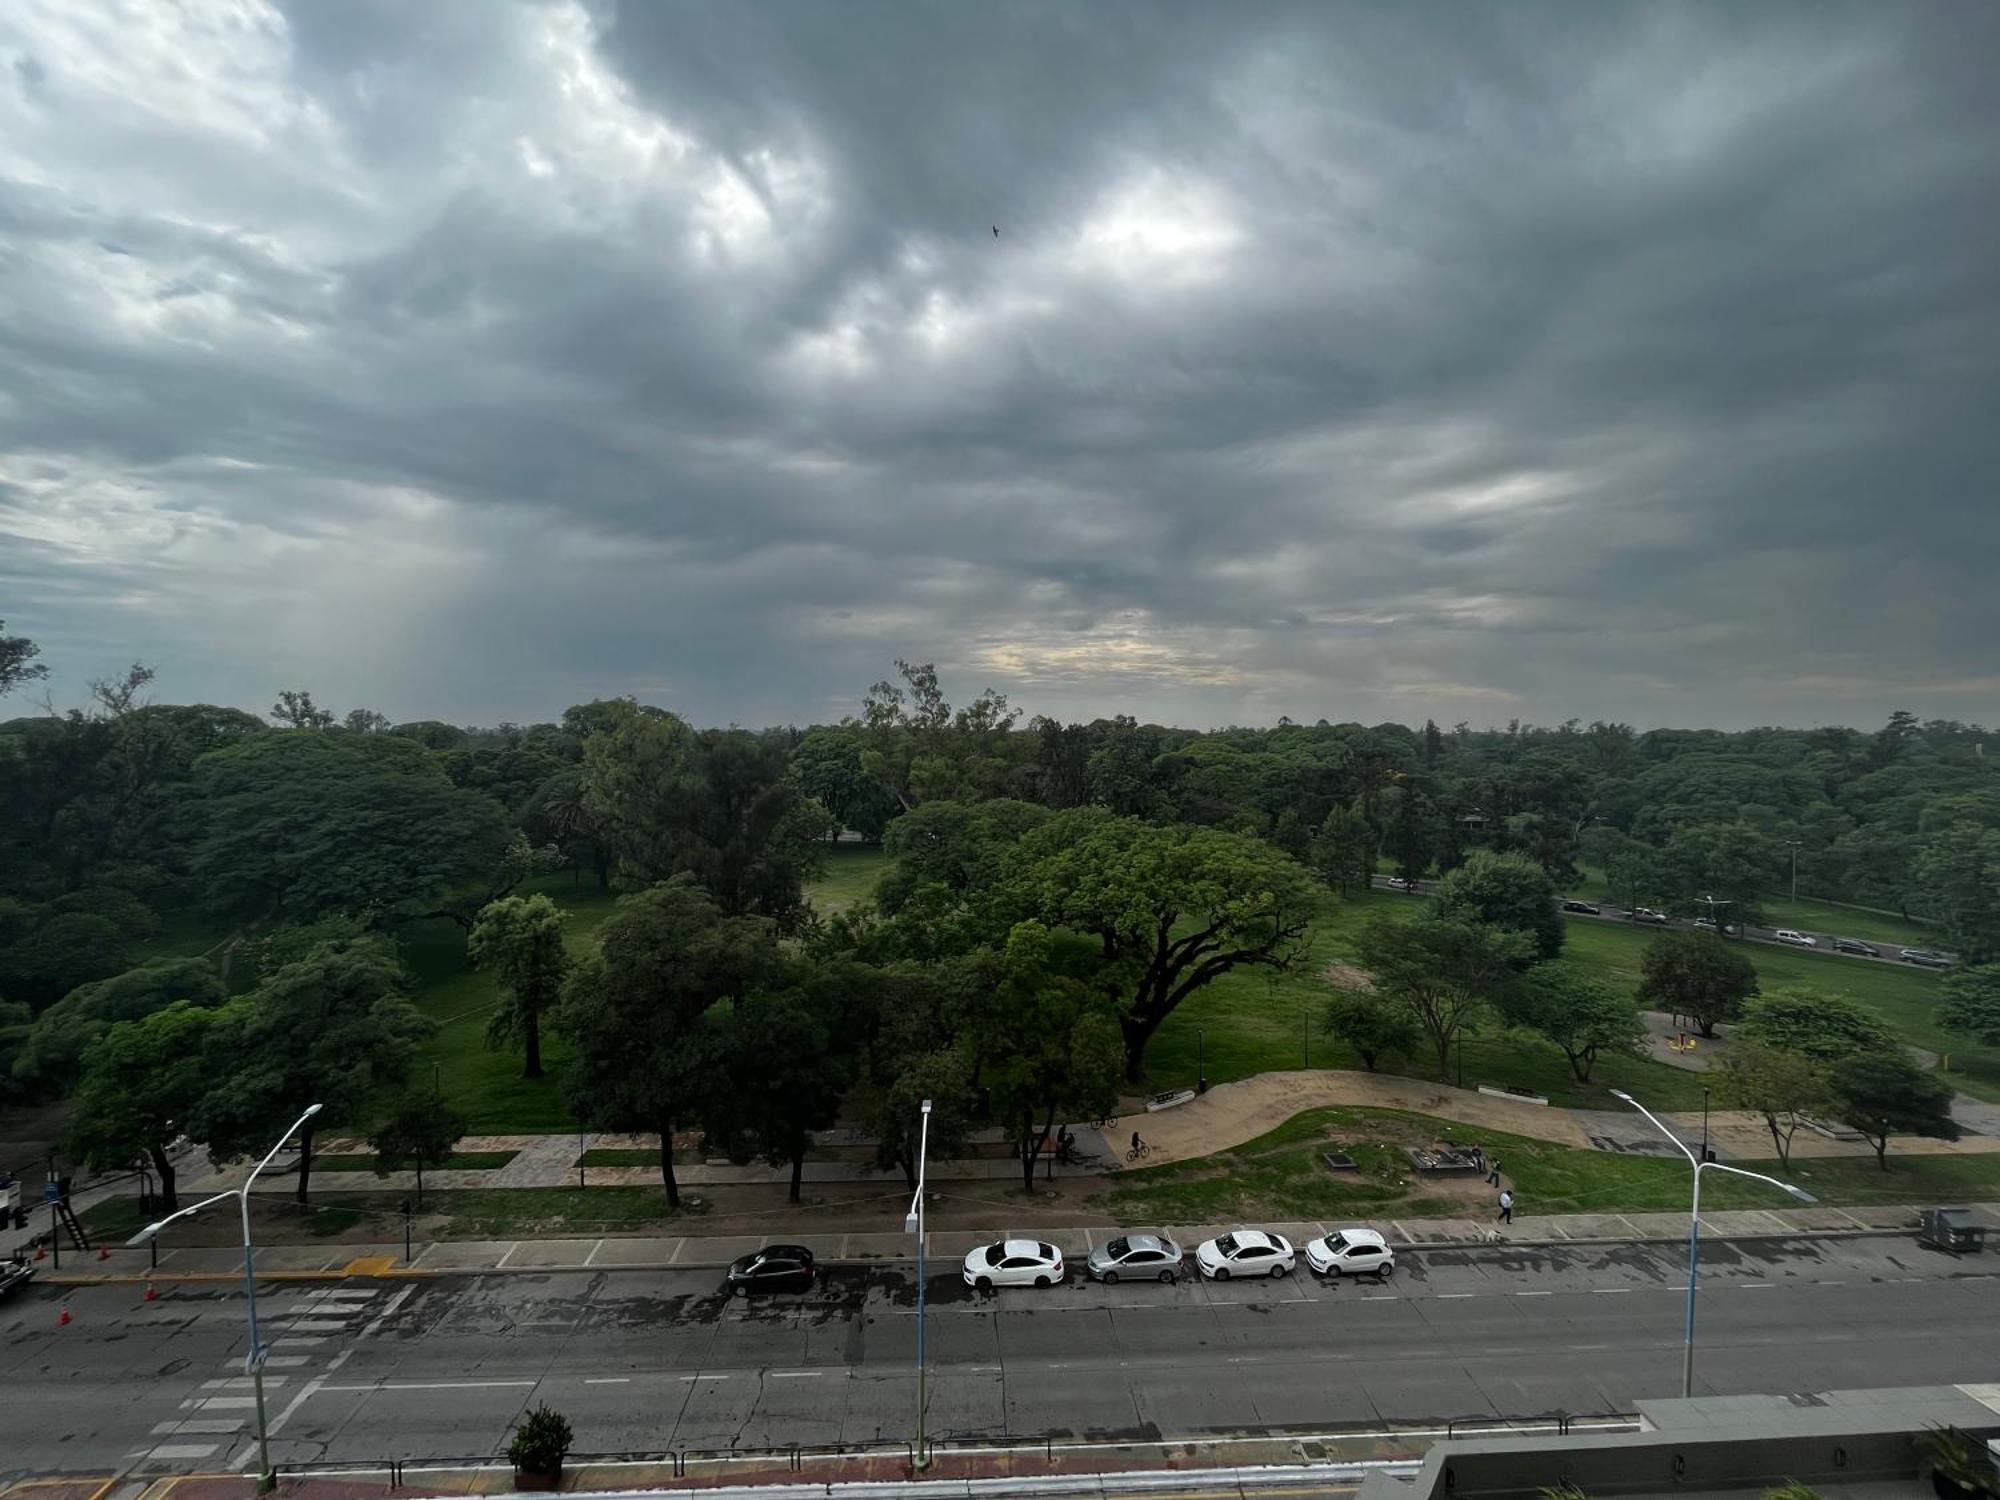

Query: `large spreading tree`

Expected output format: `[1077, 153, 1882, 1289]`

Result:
[1827, 1050, 1960, 1170]
[1426, 850, 1565, 961]
[67, 1001, 219, 1212]
[1004, 809, 1319, 1081]
[1636, 930, 1759, 1037]
[1352, 916, 1531, 1078]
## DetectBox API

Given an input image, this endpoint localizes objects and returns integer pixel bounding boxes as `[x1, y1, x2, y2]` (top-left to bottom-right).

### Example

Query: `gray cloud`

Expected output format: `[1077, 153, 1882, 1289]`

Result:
[1, 0, 1996, 730]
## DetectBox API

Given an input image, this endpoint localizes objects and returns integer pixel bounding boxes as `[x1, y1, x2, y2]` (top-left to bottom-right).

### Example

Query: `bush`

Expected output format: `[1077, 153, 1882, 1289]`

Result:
[507, 1403, 573, 1473]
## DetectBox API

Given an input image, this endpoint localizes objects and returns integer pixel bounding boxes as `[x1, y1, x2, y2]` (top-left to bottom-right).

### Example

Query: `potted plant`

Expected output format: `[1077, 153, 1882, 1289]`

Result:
[1925, 1426, 2000, 1500]
[507, 1403, 573, 1491]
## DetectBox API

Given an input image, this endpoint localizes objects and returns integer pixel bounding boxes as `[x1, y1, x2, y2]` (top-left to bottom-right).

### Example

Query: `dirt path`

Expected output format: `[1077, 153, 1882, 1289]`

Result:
[1096, 1069, 1598, 1164]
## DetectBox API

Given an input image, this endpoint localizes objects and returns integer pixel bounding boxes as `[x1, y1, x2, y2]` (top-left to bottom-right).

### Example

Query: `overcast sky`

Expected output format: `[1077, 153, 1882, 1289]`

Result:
[3, 2, 1997, 732]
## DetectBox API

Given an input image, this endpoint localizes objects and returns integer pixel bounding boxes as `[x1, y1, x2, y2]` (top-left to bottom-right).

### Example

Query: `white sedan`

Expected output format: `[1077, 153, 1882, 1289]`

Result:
[1194, 1229, 1295, 1280]
[962, 1238, 1065, 1290]
[1305, 1227, 1395, 1277]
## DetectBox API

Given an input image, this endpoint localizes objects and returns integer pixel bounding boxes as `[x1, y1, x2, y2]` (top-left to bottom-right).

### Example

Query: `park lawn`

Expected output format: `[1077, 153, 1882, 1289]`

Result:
[1143, 889, 1715, 1112]
[1775, 1150, 2000, 1205]
[313, 1151, 518, 1173]
[808, 844, 890, 914]
[435, 1186, 697, 1237]
[1100, 1106, 1800, 1225]
[1557, 919, 2000, 1102]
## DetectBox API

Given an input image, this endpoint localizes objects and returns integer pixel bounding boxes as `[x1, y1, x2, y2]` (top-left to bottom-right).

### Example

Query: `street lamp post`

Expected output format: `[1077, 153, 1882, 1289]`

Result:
[1609, 1090, 1813, 1397]
[903, 1099, 933, 1470]
[1785, 840, 1802, 906]
[129, 1103, 322, 1492]
[1196, 1028, 1206, 1094]
[1697, 893, 1732, 938]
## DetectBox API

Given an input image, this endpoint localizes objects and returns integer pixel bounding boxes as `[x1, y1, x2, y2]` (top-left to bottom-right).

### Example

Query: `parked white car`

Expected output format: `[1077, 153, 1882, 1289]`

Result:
[962, 1238, 1065, 1289]
[1304, 1227, 1395, 1277]
[1774, 929, 1817, 947]
[1194, 1229, 1295, 1280]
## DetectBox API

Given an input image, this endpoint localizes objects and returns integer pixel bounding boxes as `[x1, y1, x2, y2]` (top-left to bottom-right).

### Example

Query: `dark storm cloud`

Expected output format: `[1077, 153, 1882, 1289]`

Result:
[1, 0, 1996, 729]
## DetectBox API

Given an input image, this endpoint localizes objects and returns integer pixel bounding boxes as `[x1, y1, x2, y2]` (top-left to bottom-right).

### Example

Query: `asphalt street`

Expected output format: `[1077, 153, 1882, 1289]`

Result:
[3, 1235, 1998, 1477]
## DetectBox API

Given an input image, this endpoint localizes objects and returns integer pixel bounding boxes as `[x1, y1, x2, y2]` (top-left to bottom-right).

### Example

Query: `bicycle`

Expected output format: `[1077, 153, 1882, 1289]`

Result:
[1126, 1141, 1152, 1162]
[1092, 1116, 1117, 1130]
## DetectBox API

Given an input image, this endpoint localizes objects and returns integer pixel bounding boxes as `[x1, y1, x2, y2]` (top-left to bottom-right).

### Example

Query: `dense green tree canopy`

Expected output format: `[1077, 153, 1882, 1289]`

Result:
[1353, 916, 1532, 1077]
[468, 893, 569, 1080]
[1826, 1050, 1959, 1169]
[12, 956, 225, 1090]
[1736, 986, 1896, 1064]
[67, 1000, 219, 1211]
[371, 1090, 469, 1207]
[1426, 850, 1564, 961]
[1493, 962, 1646, 1082]
[187, 730, 515, 928]
[1635, 930, 1760, 1037]
[1937, 965, 2000, 1048]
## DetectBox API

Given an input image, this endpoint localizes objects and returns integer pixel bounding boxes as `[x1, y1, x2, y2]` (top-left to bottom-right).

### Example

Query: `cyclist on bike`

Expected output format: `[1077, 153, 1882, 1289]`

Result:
[1130, 1130, 1144, 1156]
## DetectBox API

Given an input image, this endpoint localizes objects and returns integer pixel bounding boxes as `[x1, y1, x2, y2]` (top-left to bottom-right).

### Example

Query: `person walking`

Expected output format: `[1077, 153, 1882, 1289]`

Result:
[1485, 1154, 1502, 1186]
[1497, 1188, 1514, 1225]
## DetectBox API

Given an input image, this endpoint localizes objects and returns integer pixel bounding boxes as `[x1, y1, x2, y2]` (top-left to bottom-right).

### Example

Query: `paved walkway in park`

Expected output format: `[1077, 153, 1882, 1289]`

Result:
[35, 1198, 2000, 1288]
[164, 1066, 2000, 1203]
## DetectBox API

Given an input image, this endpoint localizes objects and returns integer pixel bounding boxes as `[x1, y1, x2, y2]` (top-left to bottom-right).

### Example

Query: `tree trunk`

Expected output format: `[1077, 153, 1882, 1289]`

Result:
[658, 1123, 681, 1208]
[149, 1143, 178, 1214]
[295, 1123, 316, 1205]
[1121, 1013, 1162, 1084]
[789, 1150, 804, 1205]
[523, 1016, 543, 1080]
[594, 850, 611, 891]
[1872, 1134, 1889, 1170]
[416, 1162, 425, 1211]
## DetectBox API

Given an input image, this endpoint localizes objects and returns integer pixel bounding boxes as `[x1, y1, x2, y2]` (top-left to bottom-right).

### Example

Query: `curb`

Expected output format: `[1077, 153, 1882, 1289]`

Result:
[34, 1221, 1920, 1286]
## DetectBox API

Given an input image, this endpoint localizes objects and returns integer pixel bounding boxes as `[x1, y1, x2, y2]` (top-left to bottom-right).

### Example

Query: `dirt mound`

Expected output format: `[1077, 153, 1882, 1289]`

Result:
[1320, 962, 1374, 990]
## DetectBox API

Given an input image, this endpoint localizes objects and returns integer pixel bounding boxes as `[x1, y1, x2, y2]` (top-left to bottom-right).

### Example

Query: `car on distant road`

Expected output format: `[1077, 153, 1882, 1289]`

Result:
[1774, 928, 1817, 947]
[1561, 900, 1600, 915]
[1900, 948, 1953, 969]
[963, 1238, 1065, 1289]
[1304, 1227, 1395, 1277]
[1631, 908, 1669, 925]
[1832, 938, 1881, 958]
[1086, 1233, 1184, 1284]
[724, 1244, 816, 1296]
[1194, 1228, 1295, 1280]
[1690, 918, 1741, 935]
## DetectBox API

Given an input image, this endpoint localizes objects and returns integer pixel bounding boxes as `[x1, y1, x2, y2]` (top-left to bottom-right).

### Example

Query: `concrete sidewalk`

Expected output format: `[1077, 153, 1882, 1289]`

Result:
[36, 1198, 2000, 1286]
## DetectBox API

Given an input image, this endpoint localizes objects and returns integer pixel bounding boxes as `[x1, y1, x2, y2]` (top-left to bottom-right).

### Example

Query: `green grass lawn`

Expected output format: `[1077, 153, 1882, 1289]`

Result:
[808, 843, 889, 914]
[1567, 863, 1938, 948]
[313, 1151, 518, 1173]
[1101, 1106, 1801, 1224]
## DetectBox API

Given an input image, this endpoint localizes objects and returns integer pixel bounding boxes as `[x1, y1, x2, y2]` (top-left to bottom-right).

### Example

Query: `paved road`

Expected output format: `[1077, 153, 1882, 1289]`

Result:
[4, 1236, 1998, 1477]
[1368, 876, 1950, 969]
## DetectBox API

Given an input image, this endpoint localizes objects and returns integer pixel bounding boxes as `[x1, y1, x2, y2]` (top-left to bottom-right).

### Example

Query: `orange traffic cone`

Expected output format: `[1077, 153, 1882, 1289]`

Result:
[144, 1282, 159, 1302]
[58, 1304, 71, 1327]
[98, 1245, 110, 1261]
[33, 1243, 46, 1262]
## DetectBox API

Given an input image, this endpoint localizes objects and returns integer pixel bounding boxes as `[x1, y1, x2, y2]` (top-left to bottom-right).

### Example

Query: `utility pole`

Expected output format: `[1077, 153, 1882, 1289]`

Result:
[904, 1100, 933, 1470]
[1785, 840, 1802, 906]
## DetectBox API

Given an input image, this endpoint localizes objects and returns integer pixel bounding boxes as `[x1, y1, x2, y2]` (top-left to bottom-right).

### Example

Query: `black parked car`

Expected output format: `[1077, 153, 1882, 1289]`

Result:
[1831, 938, 1881, 958]
[1561, 900, 1601, 915]
[724, 1244, 816, 1296]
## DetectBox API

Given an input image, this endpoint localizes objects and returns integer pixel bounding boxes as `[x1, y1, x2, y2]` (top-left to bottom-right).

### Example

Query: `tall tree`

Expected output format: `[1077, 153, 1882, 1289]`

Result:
[1353, 916, 1530, 1077]
[1493, 962, 1646, 1082]
[1913, 822, 2000, 963]
[555, 877, 779, 1207]
[192, 936, 431, 1203]
[705, 986, 852, 1204]
[269, 689, 336, 729]
[1309, 805, 1377, 893]
[1712, 1042, 1829, 1167]
[371, 1090, 468, 1208]
[1005, 809, 1318, 1081]
[1937, 965, 2000, 1048]
[187, 731, 514, 929]
[1322, 988, 1419, 1073]
[1635, 930, 1759, 1038]
[66, 1001, 218, 1212]
[1736, 987, 1896, 1064]
[1827, 1050, 1959, 1170]
[11, 956, 224, 1090]
[0, 619, 49, 698]
[467, 894, 569, 1079]
[976, 922, 1122, 1194]
[1426, 850, 1565, 961]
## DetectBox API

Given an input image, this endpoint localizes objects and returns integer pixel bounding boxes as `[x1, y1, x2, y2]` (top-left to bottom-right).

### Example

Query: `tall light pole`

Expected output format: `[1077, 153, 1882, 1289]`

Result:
[130, 1102, 322, 1492]
[902, 1099, 933, 1470]
[1784, 840, 1802, 906]
[1697, 893, 1733, 938]
[1610, 1090, 1813, 1397]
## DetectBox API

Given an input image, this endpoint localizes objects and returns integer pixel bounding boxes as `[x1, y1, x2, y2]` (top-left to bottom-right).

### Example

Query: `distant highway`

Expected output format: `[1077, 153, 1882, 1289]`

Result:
[1367, 876, 1951, 970]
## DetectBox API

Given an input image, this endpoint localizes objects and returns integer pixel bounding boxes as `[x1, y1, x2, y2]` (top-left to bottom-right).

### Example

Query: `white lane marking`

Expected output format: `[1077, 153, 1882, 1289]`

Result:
[202, 1377, 287, 1390]
[1736, 1282, 1777, 1290]
[274, 1335, 328, 1347]
[1591, 1288, 1632, 1295]
[1817, 1280, 1845, 1286]
[1436, 1293, 1475, 1299]
[282, 1319, 353, 1333]
[1515, 1291, 1552, 1297]
[148, 1443, 222, 1459]
[303, 1287, 375, 1300]
[317, 1380, 538, 1392]
[1360, 1294, 1398, 1300]
[263, 1355, 311, 1368]
[153, 1419, 246, 1435]
[199, 1396, 261, 1410]
[771, 1371, 821, 1379]
[584, 1378, 630, 1385]
[679, 1374, 729, 1382]
[359, 1285, 414, 1340]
